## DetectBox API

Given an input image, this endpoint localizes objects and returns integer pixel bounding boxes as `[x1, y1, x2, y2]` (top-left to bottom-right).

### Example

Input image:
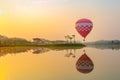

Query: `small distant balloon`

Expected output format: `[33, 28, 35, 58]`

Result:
[75, 18, 93, 41]
[76, 53, 94, 74]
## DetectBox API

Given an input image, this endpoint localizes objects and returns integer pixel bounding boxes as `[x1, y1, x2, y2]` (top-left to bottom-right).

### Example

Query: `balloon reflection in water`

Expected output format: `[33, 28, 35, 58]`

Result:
[76, 50, 94, 74]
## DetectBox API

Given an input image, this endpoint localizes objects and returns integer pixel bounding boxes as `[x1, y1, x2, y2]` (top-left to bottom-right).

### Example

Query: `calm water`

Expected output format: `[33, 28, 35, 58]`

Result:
[0, 46, 120, 80]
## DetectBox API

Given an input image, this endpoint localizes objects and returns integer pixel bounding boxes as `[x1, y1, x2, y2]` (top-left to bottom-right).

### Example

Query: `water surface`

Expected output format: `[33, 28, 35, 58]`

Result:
[0, 46, 120, 80]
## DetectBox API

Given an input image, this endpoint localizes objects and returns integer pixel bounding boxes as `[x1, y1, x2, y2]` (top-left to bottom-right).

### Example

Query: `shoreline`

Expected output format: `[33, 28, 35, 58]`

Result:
[0, 43, 85, 48]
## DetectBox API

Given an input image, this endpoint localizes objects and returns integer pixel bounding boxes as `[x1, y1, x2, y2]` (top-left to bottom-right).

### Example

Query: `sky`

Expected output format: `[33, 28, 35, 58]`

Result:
[0, 0, 120, 41]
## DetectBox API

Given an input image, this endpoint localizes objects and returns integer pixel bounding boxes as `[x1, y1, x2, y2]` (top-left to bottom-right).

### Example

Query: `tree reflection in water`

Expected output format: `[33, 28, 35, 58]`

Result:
[0, 47, 83, 57]
[0, 47, 31, 57]
[32, 48, 50, 54]
[0, 47, 50, 57]
[65, 49, 76, 58]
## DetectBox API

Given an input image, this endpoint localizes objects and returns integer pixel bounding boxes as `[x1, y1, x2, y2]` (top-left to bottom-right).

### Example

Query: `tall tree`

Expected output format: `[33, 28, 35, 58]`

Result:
[72, 35, 76, 43]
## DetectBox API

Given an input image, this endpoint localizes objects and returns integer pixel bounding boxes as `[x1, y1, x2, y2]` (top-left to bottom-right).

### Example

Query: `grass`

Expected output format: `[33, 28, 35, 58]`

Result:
[42, 43, 85, 47]
[0, 43, 85, 49]
[35, 43, 85, 49]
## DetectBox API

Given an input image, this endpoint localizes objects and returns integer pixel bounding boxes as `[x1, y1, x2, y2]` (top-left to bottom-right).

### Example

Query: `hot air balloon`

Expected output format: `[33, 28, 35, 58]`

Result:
[76, 51, 94, 74]
[75, 18, 93, 41]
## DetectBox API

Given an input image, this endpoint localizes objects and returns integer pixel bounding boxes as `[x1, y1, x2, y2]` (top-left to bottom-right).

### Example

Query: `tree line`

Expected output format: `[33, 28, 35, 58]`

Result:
[65, 35, 76, 43]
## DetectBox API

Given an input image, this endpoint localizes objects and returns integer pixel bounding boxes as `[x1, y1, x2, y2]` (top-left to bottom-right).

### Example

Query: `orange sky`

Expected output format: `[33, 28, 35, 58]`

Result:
[0, 0, 120, 41]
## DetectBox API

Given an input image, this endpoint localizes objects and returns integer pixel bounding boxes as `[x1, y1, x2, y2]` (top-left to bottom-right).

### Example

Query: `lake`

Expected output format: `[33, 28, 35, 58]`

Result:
[0, 46, 120, 80]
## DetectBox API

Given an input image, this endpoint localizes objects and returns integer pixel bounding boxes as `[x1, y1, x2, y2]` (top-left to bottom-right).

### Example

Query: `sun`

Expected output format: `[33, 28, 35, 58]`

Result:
[0, 10, 4, 14]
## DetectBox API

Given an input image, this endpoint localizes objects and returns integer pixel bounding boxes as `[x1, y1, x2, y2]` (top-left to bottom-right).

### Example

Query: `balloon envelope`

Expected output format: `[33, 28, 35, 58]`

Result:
[75, 18, 93, 40]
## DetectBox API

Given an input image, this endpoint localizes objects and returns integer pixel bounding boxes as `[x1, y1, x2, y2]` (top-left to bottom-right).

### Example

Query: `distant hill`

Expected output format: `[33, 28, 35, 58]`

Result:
[85, 40, 120, 45]
[0, 35, 8, 40]
[0, 34, 53, 46]
[85, 40, 120, 50]
[0, 35, 31, 46]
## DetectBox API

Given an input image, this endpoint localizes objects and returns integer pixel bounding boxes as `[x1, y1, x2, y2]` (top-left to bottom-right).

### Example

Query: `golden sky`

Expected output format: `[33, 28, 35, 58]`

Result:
[0, 0, 120, 41]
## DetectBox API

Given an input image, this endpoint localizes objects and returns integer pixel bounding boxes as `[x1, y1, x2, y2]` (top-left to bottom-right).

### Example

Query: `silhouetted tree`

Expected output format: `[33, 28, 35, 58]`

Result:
[72, 35, 76, 43]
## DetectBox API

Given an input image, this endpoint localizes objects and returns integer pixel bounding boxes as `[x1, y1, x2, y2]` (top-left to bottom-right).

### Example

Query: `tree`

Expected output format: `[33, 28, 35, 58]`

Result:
[72, 35, 76, 43]
[69, 36, 73, 43]
[33, 38, 41, 43]
[65, 35, 76, 43]
[65, 35, 69, 43]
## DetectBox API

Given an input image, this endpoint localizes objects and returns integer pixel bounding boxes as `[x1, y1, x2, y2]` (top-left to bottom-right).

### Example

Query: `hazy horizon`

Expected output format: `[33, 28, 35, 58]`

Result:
[0, 0, 120, 41]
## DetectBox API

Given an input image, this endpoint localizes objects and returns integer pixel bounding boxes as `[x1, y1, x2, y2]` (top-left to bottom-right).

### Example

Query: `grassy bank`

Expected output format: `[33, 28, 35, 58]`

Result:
[39, 43, 85, 47]
[0, 43, 85, 48]
[34, 43, 86, 49]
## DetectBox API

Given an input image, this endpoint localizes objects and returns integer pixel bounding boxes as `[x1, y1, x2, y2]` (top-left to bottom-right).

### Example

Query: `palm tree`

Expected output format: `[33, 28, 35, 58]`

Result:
[69, 36, 73, 43]
[65, 35, 68, 43]
[66, 35, 71, 43]
[72, 35, 75, 43]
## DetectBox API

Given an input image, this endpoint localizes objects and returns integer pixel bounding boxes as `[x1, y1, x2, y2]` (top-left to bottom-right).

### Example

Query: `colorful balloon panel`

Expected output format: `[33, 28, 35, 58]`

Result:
[76, 53, 94, 74]
[75, 18, 93, 40]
